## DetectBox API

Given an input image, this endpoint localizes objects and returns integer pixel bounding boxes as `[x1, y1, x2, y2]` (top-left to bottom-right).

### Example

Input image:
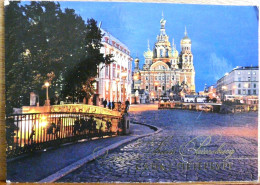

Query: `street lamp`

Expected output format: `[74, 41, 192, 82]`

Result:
[135, 90, 139, 104]
[44, 81, 50, 106]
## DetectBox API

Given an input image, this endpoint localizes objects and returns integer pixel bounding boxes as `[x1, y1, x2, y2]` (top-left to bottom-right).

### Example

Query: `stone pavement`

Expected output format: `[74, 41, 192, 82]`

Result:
[58, 109, 258, 183]
[7, 123, 155, 182]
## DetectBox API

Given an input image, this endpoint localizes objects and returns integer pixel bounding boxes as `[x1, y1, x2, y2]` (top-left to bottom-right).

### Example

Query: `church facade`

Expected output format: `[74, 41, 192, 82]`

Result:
[133, 15, 196, 101]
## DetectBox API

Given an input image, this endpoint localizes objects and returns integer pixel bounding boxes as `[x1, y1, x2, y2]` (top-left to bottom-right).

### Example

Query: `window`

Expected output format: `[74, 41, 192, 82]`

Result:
[162, 76, 164, 80]
[248, 90, 251, 95]
[248, 72, 251, 75]
[159, 76, 161, 80]
[160, 49, 163, 57]
[162, 86, 165, 91]
[238, 90, 241, 94]
[243, 89, 246, 95]
[238, 72, 241, 75]
[253, 72, 256, 75]
[172, 86, 174, 91]
[155, 86, 158, 91]
[253, 90, 256, 95]
[155, 76, 157, 80]
[238, 83, 241, 88]
[146, 86, 148, 90]
[254, 84, 256, 88]
[238, 77, 241, 81]
[105, 66, 109, 77]
[113, 68, 116, 77]
[248, 77, 251, 81]
[248, 84, 250, 88]
[146, 76, 148, 80]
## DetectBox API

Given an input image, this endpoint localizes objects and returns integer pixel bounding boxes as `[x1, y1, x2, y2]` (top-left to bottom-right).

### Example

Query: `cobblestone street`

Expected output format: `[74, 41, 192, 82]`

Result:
[58, 109, 258, 182]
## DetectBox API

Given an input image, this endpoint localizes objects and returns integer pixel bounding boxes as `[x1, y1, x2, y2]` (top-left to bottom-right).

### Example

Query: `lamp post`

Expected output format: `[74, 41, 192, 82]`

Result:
[44, 82, 50, 106]
[135, 90, 139, 104]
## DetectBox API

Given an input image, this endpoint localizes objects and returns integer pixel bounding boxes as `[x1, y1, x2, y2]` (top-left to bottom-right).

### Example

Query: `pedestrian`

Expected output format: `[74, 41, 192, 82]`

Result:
[103, 99, 107, 108]
[125, 99, 130, 113]
[112, 101, 115, 110]
[99, 121, 103, 138]
[108, 100, 111, 109]
[55, 118, 61, 139]
[73, 117, 80, 135]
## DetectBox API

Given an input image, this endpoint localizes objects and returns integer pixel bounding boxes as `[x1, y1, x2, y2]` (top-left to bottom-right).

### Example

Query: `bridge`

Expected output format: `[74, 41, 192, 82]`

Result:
[6, 104, 128, 159]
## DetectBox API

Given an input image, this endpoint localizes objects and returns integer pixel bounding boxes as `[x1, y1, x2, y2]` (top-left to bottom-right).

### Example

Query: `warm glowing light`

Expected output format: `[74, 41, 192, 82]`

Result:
[133, 75, 138, 80]
[244, 83, 248, 88]
[115, 78, 120, 82]
[222, 86, 227, 90]
[121, 72, 127, 77]
[44, 82, 50, 87]
[232, 85, 236, 89]
[155, 82, 159, 86]
[40, 116, 47, 127]
[170, 92, 173, 96]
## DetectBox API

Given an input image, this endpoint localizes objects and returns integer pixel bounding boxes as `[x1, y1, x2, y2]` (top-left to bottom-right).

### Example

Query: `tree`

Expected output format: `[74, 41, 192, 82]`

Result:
[62, 18, 114, 103]
[5, 1, 87, 113]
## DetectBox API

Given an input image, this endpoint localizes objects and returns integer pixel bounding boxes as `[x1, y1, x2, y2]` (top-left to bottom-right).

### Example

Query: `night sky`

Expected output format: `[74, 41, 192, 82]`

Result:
[23, 2, 259, 91]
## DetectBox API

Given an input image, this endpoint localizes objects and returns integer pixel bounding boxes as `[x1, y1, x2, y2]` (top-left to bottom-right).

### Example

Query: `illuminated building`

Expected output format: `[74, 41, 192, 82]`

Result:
[133, 13, 195, 102]
[97, 28, 133, 104]
[216, 66, 258, 104]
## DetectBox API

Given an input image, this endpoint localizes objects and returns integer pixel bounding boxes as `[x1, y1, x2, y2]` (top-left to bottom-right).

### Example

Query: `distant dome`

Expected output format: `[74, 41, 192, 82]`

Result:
[144, 50, 153, 58]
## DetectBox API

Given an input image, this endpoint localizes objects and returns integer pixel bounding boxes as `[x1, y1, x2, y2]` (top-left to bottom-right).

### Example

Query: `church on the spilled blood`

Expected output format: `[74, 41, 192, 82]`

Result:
[132, 14, 196, 103]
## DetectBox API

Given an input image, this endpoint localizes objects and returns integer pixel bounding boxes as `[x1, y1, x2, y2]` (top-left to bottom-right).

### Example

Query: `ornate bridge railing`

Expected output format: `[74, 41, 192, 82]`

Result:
[6, 112, 122, 159]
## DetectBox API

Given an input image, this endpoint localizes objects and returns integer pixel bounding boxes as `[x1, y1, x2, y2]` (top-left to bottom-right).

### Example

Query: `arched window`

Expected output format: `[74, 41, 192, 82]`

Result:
[160, 49, 163, 57]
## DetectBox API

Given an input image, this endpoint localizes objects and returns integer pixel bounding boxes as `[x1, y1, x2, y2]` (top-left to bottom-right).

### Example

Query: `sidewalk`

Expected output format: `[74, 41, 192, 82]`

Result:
[7, 123, 155, 182]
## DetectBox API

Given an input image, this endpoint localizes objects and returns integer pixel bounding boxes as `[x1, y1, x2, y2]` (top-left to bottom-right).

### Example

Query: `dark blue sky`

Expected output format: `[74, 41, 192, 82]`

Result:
[24, 1, 259, 91]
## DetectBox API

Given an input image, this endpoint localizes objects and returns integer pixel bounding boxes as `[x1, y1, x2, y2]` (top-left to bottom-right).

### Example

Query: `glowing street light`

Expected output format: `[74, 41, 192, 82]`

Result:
[44, 81, 50, 106]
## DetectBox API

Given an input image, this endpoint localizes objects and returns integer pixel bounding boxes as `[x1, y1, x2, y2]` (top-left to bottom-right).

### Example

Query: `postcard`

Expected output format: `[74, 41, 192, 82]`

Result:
[3, 0, 259, 183]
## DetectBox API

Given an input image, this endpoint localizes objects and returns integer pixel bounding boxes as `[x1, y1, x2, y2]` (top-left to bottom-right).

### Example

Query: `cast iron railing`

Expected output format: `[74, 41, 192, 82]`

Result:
[6, 112, 122, 158]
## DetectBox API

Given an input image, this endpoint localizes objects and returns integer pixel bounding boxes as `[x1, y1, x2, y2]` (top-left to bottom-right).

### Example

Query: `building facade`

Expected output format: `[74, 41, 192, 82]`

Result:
[97, 28, 132, 104]
[133, 15, 195, 102]
[216, 66, 258, 104]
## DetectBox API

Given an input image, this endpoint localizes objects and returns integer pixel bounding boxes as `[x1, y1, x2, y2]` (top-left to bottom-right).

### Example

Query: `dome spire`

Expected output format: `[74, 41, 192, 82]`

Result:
[184, 26, 187, 36]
